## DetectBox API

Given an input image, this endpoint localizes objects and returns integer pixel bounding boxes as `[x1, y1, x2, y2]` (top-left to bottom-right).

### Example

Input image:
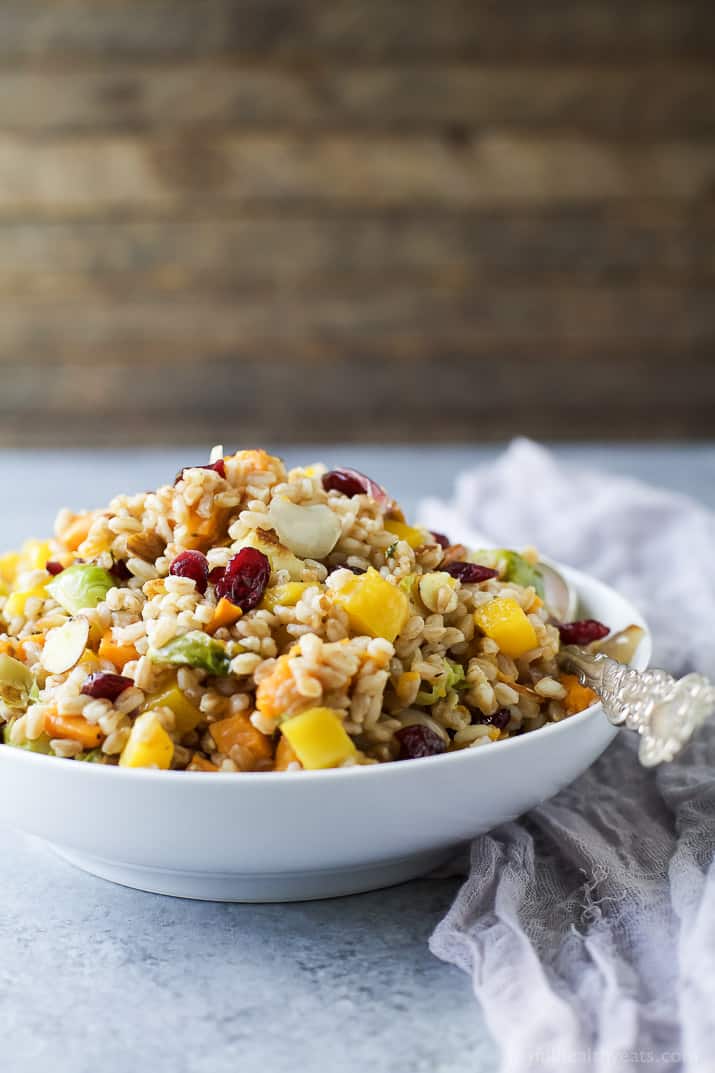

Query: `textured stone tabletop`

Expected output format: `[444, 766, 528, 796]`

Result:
[2, 444, 714, 1073]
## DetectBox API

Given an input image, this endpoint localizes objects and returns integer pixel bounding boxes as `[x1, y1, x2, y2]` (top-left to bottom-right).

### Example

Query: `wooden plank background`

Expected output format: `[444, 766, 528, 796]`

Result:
[1, 1, 714, 445]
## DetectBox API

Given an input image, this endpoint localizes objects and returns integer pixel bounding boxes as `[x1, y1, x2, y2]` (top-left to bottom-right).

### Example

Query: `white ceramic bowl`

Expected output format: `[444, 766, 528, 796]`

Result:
[0, 564, 650, 902]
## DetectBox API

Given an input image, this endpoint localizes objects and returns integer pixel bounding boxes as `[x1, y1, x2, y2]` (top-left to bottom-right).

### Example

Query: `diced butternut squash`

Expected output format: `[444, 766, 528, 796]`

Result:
[260, 582, 311, 612]
[0, 551, 20, 584]
[473, 598, 538, 659]
[560, 673, 599, 715]
[21, 539, 53, 571]
[274, 735, 302, 771]
[255, 654, 298, 721]
[280, 707, 356, 770]
[77, 533, 113, 559]
[185, 508, 218, 545]
[15, 633, 46, 658]
[119, 711, 174, 769]
[384, 519, 428, 549]
[4, 584, 47, 619]
[145, 680, 203, 736]
[45, 712, 104, 749]
[333, 567, 408, 643]
[231, 448, 278, 472]
[209, 712, 273, 768]
[188, 753, 219, 772]
[98, 630, 139, 669]
[207, 596, 243, 633]
[61, 514, 94, 552]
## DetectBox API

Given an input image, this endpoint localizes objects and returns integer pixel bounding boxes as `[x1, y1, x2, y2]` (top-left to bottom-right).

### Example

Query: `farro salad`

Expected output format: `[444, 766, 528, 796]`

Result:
[0, 449, 611, 772]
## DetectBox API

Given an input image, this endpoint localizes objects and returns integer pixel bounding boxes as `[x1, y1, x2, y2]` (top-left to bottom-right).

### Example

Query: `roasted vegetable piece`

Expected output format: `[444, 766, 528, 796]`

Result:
[383, 519, 428, 549]
[274, 736, 301, 771]
[280, 707, 356, 769]
[47, 564, 114, 614]
[416, 658, 466, 705]
[119, 712, 173, 769]
[470, 548, 545, 598]
[260, 583, 311, 612]
[333, 568, 408, 643]
[209, 712, 273, 769]
[150, 631, 230, 676]
[188, 753, 219, 772]
[144, 681, 203, 736]
[560, 673, 599, 715]
[44, 712, 103, 749]
[473, 598, 538, 659]
[207, 597, 243, 633]
[98, 631, 139, 669]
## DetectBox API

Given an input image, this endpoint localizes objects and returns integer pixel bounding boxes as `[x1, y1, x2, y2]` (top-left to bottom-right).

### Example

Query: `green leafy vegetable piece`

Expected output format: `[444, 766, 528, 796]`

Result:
[416, 657, 466, 706]
[47, 563, 115, 614]
[0, 652, 34, 693]
[398, 574, 418, 599]
[470, 548, 544, 599]
[150, 630, 230, 676]
[76, 748, 106, 763]
[0, 652, 35, 711]
[2, 719, 53, 754]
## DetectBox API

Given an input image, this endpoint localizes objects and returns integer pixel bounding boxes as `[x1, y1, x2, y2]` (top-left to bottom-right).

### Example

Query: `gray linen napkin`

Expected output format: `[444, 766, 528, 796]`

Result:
[418, 440, 715, 1073]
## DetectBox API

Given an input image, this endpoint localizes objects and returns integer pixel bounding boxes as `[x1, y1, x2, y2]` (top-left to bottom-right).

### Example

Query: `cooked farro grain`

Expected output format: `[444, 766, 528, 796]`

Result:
[0, 449, 608, 772]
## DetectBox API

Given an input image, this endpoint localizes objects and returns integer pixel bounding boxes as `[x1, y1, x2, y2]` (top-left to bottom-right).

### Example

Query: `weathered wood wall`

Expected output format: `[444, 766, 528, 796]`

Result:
[1, 1, 714, 444]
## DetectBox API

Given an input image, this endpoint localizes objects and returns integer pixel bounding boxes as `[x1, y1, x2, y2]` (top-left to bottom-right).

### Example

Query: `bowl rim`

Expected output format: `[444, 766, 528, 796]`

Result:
[0, 562, 651, 787]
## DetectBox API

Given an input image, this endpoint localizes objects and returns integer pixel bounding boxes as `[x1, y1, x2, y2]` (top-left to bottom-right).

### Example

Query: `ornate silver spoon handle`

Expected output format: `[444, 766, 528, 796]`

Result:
[557, 646, 715, 766]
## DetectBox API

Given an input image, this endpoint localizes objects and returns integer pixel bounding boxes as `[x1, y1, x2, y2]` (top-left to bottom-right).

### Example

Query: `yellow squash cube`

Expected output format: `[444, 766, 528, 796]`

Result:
[280, 707, 356, 770]
[145, 681, 203, 736]
[333, 568, 408, 643]
[260, 582, 312, 613]
[384, 520, 428, 550]
[77, 533, 113, 559]
[473, 597, 538, 659]
[4, 584, 48, 619]
[119, 712, 174, 769]
[0, 551, 20, 585]
[21, 540, 53, 571]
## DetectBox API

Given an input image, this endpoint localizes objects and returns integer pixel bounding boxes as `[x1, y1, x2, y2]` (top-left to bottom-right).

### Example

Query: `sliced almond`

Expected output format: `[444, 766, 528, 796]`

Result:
[126, 530, 165, 561]
[593, 624, 645, 665]
[268, 498, 341, 560]
[41, 617, 90, 674]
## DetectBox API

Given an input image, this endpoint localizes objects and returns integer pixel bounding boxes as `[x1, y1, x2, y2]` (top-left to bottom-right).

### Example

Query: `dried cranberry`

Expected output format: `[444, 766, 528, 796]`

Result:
[214, 548, 270, 612]
[443, 561, 498, 584]
[174, 459, 226, 485]
[45, 561, 64, 576]
[430, 531, 450, 549]
[477, 708, 511, 731]
[110, 559, 132, 582]
[208, 565, 225, 584]
[557, 619, 610, 646]
[322, 468, 388, 505]
[396, 724, 447, 760]
[170, 550, 209, 594]
[81, 672, 134, 702]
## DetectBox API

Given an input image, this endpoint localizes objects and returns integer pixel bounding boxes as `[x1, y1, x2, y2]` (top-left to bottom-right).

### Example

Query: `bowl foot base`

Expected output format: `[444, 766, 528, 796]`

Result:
[48, 843, 460, 902]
